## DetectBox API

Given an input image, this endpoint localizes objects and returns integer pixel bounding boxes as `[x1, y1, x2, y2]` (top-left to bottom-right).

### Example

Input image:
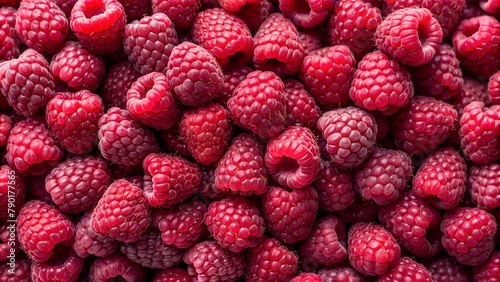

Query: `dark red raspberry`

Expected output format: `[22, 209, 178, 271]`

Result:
[166, 42, 224, 107]
[424, 254, 473, 282]
[100, 60, 141, 110]
[253, 13, 304, 76]
[228, 70, 287, 139]
[245, 237, 299, 281]
[314, 158, 355, 212]
[159, 126, 191, 158]
[152, 267, 192, 282]
[0, 164, 26, 220]
[0, 7, 20, 62]
[215, 133, 268, 196]
[26, 173, 53, 204]
[89, 252, 146, 282]
[290, 273, 324, 282]
[317, 106, 378, 168]
[184, 240, 246, 281]
[317, 265, 365, 282]
[347, 222, 401, 276]
[0, 115, 11, 148]
[97, 107, 159, 167]
[300, 45, 356, 109]
[17, 200, 74, 262]
[0, 222, 21, 261]
[124, 13, 177, 75]
[283, 79, 322, 129]
[441, 207, 497, 266]
[279, 0, 335, 28]
[90, 179, 151, 243]
[469, 163, 500, 210]
[218, 0, 259, 12]
[452, 15, 500, 78]
[53, 0, 78, 18]
[298, 28, 323, 54]
[235, 0, 273, 31]
[117, 0, 150, 21]
[261, 185, 318, 244]
[72, 209, 118, 258]
[0, 255, 30, 282]
[142, 153, 202, 208]
[151, 0, 200, 31]
[0, 48, 55, 117]
[473, 251, 500, 281]
[488, 70, 500, 104]
[179, 103, 233, 165]
[450, 75, 490, 116]
[378, 257, 436, 282]
[126, 72, 181, 130]
[70, 0, 126, 55]
[31, 247, 84, 282]
[191, 8, 254, 69]
[463, 1, 486, 19]
[370, 110, 390, 140]
[200, 164, 226, 200]
[217, 66, 253, 106]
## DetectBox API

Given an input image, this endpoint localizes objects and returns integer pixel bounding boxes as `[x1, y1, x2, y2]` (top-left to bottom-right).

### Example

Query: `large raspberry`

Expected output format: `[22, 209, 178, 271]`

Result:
[31, 247, 84, 282]
[151, 0, 201, 31]
[279, 0, 335, 28]
[89, 252, 146, 282]
[424, 253, 473, 282]
[0, 7, 20, 62]
[0, 164, 26, 221]
[283, 79, 322, 129]
[378, 257, 436, 282]
[72, 209, 118, 258]
[472, 251, 500, 281]
[100, 60, 141, 110]
[314, 158, 355, 212]
[317, 265, 365, 282]
[217, 66, 253, 106]
[468, 163, 500, 210]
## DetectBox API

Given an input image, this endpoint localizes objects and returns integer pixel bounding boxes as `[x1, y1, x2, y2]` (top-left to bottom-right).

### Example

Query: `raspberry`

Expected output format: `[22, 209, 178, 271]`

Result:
[253, 13, 304, 76]
[27, 173, 54, 204]
[378, 257, 436, 282]
[235, 0, 273, 31]
[463, 1, 486, 20]
[218, 0, 259, 12]
[184, 240, 246, 281]
[117, 0, 150, 21]
[53, 0, 78, 18]
[290, 273, 324, 282]
[179, 103, 233, 165]
[191, 8, 254, 69]
[72, 209, 118, 258]
[31, 247, 84, 282]
[126, 72, 181, 130]
[450, 75, 490, 116]
[298, 28, 323, 54]
[468, 163, 500, 210]
[314, 158, 355, 212]
[452, 15, 500, 78]
[15, 0, 68, 54]
[70, 0, 126, 55]
[142, 153, 202, 208]
[217, 66, 253, 106]
[317, 106, 378, 168]
[283, 79, 322, 129]
[0, 222, 20, 261]
[261, 185, 318, 244]
[0, 115, 11, 148]
[0, 255, 30, 282]
[100, 60, 141, 110]
[90, 179, 151, 243]
[215, 133, 268, 195]
[279, 0, 335, 28]
[152, 268, 192, 282]
[317, 265, 365, 282]
[17, 200, 74, 262]
[370, 110, 390, 140]
[166, 42, 224, 107]
[245, 237, 299, 281]
[480, 0, 500, 15]
[0, 48, 55, 117]
[46, 90, 104, 154]
[488, 70, 500, 104]
[151, 0, 201, 31]
[124, 13, 178, 75]
[375, 8, 443, 66]
[6, 118, 63, 175]
[200, 164, 226, 201]
[0, 164, 26, 220]
[0, 7, 20, 62]
[227, 70, 287, 139]
[424, 254, 473, 282]
[300, 45, 356, 109]
[97, 107, 159, 167]
[159, 126, 191, 158]
[89, 252, 146, 282]
[347, 222, 401, 276]
[473, 251, 500, 281]
[441, 207, 497, 266]
[391, 96, 458, 155]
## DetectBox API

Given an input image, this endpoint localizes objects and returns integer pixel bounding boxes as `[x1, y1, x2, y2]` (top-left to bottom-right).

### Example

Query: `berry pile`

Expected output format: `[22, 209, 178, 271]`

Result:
[1, 0, 500, 281]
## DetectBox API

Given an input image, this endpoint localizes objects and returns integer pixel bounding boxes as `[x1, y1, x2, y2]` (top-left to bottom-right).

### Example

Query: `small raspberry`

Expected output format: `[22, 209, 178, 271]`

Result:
[72, 209, 118, 258]
[468, 163, 500, 210]
[424, 254, 473, 282]
[89, 252, 146, 282]
[298, 28, 323, 54]
[0, 7, 20, 62]
[151, 0, 201, 31]
[314, 158, 355, 212]
[152, 268, 191, 282]
[100, 60, 141, 110]
[378, 257, 436, 282]
[117, 0, 150, 21]
[0, 164, 26, 220]
[216, 66, 253, 106]
[159, 126, 191, 158]
[472, 251, 500, 281]
[283, 79, 322, 129]
[200, 164, 226, 201]
[0, 255, 30, 282]
[235, 0, 273, 31]
[290, 273, 324, 282]
[317, 265, 365, 282]
[488, 70, 500, 104]
[279, 0, 335, 28]
[31, 247, 84, 282]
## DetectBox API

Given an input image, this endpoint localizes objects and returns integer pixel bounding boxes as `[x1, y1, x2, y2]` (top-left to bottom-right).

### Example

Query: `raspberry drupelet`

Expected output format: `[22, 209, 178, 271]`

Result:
[89, 252, 146, 282]
[151, 0, 200, 31]
[378, 257, 437, 282]
[151, 268, 192, 282]
[468, 163, 500, 210]
[100, 60, 141, 110]
[279, 0, 335, 28]
[283, 79, 322, 129]
[72, 209, 118, 258]
[31, 248, 84, 282]
[290, 273, 323, 282]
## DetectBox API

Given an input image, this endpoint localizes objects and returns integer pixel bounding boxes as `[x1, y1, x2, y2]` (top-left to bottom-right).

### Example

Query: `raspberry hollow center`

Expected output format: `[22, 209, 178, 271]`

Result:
[82, 0, 106, 18]
[46, 245, 71, 266]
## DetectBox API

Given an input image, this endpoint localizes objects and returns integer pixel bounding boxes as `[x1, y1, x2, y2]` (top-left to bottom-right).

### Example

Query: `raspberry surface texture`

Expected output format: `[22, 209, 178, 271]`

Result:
[314, 158, 355, 212]
[151, 0, 200, 31]
[72, 209, 118, 258]
[279, 0, 335, 28]
[283, 79, 322, 129]
[101, 60, 141, 109]
[377, 257, 437, 282]
[472, 251, 500, 282]
[468, 163, 500, 210]
[31, 248, 84, 282]
[89, 252, 146, 282]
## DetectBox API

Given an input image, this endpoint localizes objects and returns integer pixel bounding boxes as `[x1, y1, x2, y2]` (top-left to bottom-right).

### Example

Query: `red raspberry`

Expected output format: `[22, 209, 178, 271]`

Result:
[375, 8, 443, 66]
[0, 7, 20, 62]
[191, 8, 254, 69]
[100, 60, 141, 110]
[0, 48, 55, 117]
[463, 1, 486, 20]
[97, 107, 159, 167]
[279, 0, 335, 28]
[0, 115, 11, 148]
[31, 247, 84, 282]
[300, 45, 356, 109]
[53, 0, 78, 18]
[117, 0, 150, 21]
[215, 133, 268, 196]
[488, 70, 500, 104]
[90, 179, 151, 243]
[245, 237, 299, 281]
[6, 118, 63, 175]
[370, 110, 390, 140]
[179, 103, 233, 165]
[151, 0, 201, 31]
[378, 257, 436, 282]
[347, 222, 401, 276]
[468, 163, 500, 210]
[72, 209, 118, 258]
[70, 0, 126, 55]
[126, 72, 181, 130]
[216, 66, 252, 106]
[317, 106, 378, 168]
[89, 252, 146, 282]
[124, 13, 177, 75]
[450, 75, 490, 116]
[424, 254, 473, 282]
[15, 0, 67, 54]
[314, 158, 355, 212]
[350, 51, 413, 115]
[159, 126, 191, 158]
[290, 273, 324, 282]
[227, 70, 287, 139]
[218, 0, 259, 12]
[317, 265, 365, 282]
[480, 0, 500, 15]
[152, 268, 192, 282]
[283, 79, 322, 129]
[184, 240, 246, 281]
[142, 153, 202, 208]
[298, 28, 323, 54]
[26, 173, 53, 204]
[253, 13, 304, 76]
[166, 42, 224, 107]
[235, 0, 273, 31]
[0, 164, 26, 220]
[452, 15, 500, 78]
[473, 251, 500, 281]
[0, 255, 30, 282]
[200, 164, 226, 201]
[17, 200, 74, 262]
[459, 101, 500, 164]
[261, 185, 319, 244]
[441, 207, 497, 266]
[0, 222, 21, 261]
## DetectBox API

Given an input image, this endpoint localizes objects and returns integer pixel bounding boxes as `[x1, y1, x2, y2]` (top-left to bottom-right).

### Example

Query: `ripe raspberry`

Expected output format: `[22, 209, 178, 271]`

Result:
[31, 247, 84, 282]
[90, 179, 151, 243]
[488, 70, 500, 104]
[468, 163, 500, 210]
[253, 13, 304, 76]
[126, 72, 181, 130]
[473, 251, 500, 281]
[0, 48, 55, 117]
[0, 164, 26, 220]
[184, 240, 246, 281]
[152, 268, 191, 282]
[166, 42, 224, 107]
[0, 7, 20, 62]
[245, 237, 299, 281]
[142, 153, 202, 208]
[72, 210, 118, 258]
[347, 222, 401, 276]
[159, 126, 191, 158]
[235, 0, 273, 31]
[53, 0, 78, 18]
[151, 0, 200, 31]
[218, 0, 259, 12]
[452, 15, 500, 78]
[297, 29, 321, 54]
[100, 60, 141, 109]
[463, 1, 486, 20]
[97, 107, 159, 167]
[300, 45, 356, 109]
[179, 103, 233, 165]
[317, 265, 365, 282]
[70, 0, 126, 55]
[0, 222, 21, 261]
[0, 115, 11, 148]
[6, 118, 63, 175]
[450, 75, 490, 116]
[216, 66, 252, 106]
[200, 164, 226, 201]
[89, 252, 146, 282]
[290, 273, 323, 282]
[261, 185, 318, 244]
[227, 70, 287, 139]
[424, 254, 473, 282]
[283, 79, 322, 129]
[215, 133, 268, 195]
[191, 8, 254, 69]
[117, 0, 150, 21]
[279, 0, 335, 28]
[317, 106, 378, 168]
[15, 0, 68, 54]
[124, 13, 178, 75]
[0, 255, 30, 282]
[378, 257, 436, 282]
[441, 207, 497, 266]
[314, 158, 354, 212]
